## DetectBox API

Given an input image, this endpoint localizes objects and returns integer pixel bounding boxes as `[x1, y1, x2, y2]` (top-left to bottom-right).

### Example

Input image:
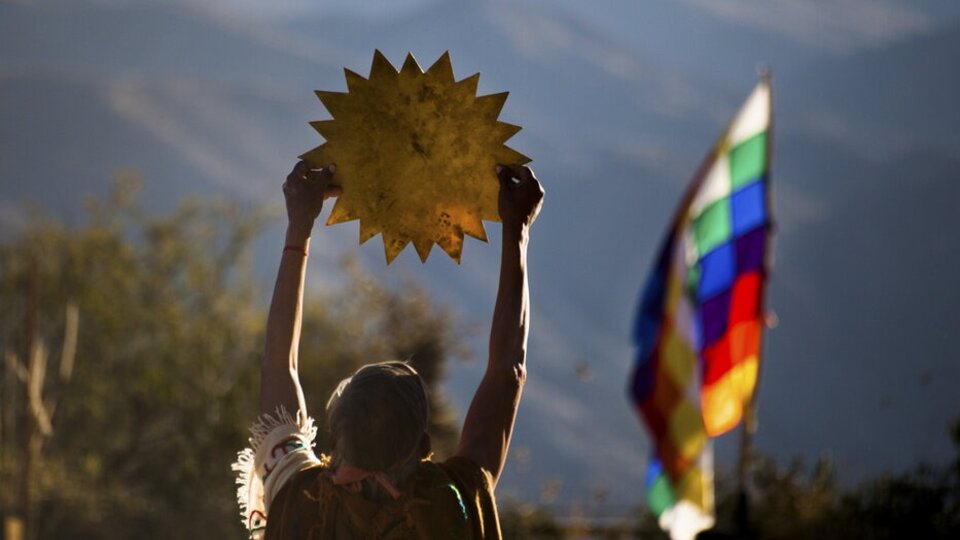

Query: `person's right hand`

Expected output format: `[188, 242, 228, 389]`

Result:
[283, 161, 341, 228]
[496, 165, 544, 233]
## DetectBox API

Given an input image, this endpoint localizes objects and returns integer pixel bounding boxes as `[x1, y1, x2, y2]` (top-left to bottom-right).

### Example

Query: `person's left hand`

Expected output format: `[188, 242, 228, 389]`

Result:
[283, 161, 341, 227]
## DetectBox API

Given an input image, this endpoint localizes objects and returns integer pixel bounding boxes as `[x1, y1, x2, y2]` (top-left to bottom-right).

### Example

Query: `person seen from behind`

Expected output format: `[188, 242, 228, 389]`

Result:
[233, 160, 545, 539]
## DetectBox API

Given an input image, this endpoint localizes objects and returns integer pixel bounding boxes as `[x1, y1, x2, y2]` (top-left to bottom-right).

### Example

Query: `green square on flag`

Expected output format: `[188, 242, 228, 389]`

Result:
[729, 132, 767, 188]
[648, 474, 677, 515]
[686, 263, 701, 300]
[694, 199, 731, 256]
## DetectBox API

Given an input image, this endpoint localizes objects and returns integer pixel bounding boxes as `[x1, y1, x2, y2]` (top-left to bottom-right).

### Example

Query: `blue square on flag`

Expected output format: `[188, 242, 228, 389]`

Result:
[645, 457, 665, 488]
[698, 243, 735, 300]
[731, 180, 766, 236]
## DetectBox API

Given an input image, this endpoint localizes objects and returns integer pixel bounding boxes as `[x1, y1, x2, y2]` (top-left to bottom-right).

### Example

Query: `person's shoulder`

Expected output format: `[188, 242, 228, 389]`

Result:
[438, 455, 494, 480]
[269, 457, 332, 513]
[262, 463, 333, 540]
[437, 455, 495, 495]
[435, 456, 503, 539]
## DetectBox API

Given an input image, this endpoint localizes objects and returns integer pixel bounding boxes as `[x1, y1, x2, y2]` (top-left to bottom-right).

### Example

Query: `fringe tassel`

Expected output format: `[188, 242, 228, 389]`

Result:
[232, 447, 257, 525]
[243, 405, 319, 458]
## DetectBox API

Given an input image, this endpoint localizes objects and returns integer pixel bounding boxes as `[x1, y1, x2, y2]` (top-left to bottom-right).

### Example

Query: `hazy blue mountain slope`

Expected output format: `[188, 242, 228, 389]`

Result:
[2, 0, 959, 509]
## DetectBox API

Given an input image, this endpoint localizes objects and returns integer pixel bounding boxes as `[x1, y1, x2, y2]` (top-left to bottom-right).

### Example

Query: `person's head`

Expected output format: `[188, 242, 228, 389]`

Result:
[326, 361, 431, 477]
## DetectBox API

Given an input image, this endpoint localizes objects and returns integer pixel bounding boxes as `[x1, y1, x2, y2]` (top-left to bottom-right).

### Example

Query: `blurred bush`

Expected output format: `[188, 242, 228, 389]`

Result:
[0, 177, 463, 539]
[706, 420, 960, 540]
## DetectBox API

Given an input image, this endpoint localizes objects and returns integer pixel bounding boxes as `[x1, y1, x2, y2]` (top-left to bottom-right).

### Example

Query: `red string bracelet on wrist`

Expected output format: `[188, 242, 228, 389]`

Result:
[283, 245, 308, 256]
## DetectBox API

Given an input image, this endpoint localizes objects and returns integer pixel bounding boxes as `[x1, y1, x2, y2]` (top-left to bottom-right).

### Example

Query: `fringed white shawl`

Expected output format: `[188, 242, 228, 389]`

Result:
[232, 407, 320, 539]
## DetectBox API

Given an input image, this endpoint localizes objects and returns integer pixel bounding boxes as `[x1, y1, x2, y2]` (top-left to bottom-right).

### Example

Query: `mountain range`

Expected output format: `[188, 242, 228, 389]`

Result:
[2, 0, 958, 507]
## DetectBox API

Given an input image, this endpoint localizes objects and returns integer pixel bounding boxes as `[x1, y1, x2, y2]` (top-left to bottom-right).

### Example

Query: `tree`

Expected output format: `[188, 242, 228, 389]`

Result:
[827, 423, 960, 540]
[705, 419, 960, 540]
[713, 454, 837, 540]
[499, 503, 564, 540]
[0, 177, 464, 539]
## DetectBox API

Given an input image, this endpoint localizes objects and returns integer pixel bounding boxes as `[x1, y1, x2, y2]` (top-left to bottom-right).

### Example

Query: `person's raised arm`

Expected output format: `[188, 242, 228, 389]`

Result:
[456, 165, 544, 486]
[260, 161, 339, 417]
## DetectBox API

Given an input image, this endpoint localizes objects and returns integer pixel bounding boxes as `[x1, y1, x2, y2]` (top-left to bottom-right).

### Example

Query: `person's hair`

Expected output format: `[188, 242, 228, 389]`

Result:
[326, 361, 431, 474]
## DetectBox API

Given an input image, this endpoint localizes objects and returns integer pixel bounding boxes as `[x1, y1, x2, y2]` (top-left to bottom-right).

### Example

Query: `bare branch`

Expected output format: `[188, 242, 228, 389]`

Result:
[5, 351, 27, 383]
[59, 302, 79, 381]
[27, 341, 52, 437]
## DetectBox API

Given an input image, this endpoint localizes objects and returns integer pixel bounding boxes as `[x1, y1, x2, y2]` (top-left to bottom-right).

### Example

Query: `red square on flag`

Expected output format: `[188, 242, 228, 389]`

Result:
[729, 272, 762, 325]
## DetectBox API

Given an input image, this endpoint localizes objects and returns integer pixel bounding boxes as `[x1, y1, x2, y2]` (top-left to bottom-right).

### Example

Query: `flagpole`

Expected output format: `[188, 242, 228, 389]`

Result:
[735, 65, 774, 538]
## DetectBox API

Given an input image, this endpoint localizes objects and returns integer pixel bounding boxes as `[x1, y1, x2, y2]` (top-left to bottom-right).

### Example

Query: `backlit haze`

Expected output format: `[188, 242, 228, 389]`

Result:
[3, 0, 959, 508]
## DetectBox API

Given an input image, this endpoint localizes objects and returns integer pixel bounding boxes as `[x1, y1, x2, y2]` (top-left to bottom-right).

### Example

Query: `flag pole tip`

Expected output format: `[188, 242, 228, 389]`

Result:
[756, 63, 772, 82]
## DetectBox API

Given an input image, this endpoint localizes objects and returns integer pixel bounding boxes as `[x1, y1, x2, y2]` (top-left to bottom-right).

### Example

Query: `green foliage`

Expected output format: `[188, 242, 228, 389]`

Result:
[823, 429, 960, 540]
[498, 499, 666, 539]
[499, 503, 564, 540]
[0, 178, 463, 539]
[707, 454, 837, 540]
[707, 419, 960, 540]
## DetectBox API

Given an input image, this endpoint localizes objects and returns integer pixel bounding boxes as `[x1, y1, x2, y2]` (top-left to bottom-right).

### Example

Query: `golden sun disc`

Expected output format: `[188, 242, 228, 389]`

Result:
[300, 50, 530, 264]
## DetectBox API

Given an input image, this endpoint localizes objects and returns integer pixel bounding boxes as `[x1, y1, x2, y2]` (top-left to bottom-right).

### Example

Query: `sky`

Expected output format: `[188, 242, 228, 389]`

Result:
[2, 0, 960, 511]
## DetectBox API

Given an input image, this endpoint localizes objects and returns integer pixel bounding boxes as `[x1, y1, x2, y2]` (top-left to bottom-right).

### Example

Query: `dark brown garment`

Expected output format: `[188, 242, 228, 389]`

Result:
[264, 456, 502, 540]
